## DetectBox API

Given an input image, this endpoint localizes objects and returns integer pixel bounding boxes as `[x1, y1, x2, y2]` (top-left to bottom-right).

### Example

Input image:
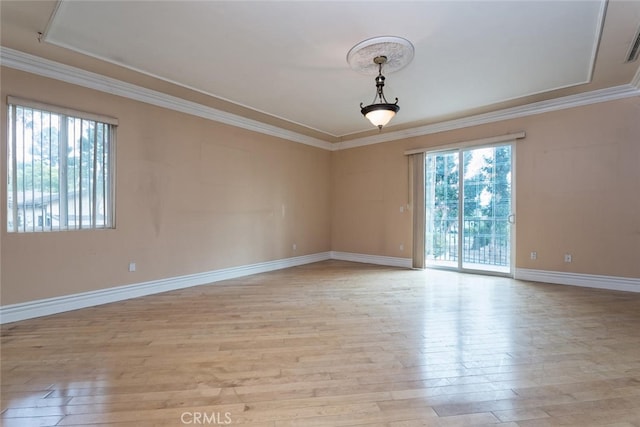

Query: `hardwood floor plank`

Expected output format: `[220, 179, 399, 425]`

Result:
[2, 261, 640, 426]
[0, 415, 63, 427]
[491, 407, 550, 422]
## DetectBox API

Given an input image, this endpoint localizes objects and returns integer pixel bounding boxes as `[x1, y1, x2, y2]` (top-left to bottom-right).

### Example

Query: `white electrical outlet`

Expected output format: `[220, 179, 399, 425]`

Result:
[530, 251, 537, 260]
[564, 254, 572, 263]
[128, 262, 136, 272]
[292, 243, 297, 251]
[399, 244, 404, 251]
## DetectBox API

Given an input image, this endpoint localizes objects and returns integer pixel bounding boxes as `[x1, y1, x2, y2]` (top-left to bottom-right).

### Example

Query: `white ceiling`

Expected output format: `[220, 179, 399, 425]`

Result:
[39, 1, 634, 138]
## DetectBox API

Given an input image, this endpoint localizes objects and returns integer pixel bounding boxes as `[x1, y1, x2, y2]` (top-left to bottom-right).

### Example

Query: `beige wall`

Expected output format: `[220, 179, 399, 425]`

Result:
[2, 66, 639, 307]
[331, 142, 413, 258]
[332, 96, 640, 279]
[1, 67, 331, 305]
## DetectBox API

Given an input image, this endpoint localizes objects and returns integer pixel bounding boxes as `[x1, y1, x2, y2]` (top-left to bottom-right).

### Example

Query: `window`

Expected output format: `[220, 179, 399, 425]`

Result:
[7, 97, 117, 232]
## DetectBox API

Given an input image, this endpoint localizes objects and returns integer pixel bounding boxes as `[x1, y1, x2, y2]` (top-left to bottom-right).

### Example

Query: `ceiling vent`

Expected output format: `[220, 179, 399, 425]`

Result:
[626, 25, 640, 63]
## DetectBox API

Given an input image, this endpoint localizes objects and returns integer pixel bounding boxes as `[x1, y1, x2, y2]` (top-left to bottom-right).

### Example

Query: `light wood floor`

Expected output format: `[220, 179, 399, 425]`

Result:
[2, 260, 640, 427]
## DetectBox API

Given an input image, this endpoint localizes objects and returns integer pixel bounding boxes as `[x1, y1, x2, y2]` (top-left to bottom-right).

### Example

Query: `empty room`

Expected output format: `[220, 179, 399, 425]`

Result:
[1, 1, 640, 426]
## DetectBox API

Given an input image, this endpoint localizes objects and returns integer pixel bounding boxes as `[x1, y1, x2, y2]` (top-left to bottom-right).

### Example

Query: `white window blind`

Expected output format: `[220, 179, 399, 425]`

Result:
[7, 97, 117, 232]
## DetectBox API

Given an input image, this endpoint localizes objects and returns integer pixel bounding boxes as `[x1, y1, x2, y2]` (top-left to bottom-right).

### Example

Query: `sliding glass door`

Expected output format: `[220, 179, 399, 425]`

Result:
[425, 151, 459, 269]
[425, 144, 514, 274]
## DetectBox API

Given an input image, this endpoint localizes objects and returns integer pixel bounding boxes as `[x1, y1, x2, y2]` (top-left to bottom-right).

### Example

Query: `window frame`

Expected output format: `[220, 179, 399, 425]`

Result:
[6, 96, 117, 233]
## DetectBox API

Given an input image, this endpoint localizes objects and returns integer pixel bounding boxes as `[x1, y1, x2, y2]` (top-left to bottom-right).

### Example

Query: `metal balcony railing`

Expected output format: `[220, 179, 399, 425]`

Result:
[426, 218, 510, 268]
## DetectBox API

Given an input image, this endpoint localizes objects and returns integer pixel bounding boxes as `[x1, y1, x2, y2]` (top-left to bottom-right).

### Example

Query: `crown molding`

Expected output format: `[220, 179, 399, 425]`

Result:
[2, 47, 638, 153]
[0, 47, 333, 151]
[334, 83, 640, 150]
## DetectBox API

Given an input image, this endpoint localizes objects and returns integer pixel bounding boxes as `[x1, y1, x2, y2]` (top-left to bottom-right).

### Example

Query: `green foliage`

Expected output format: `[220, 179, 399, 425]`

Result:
[11, 117, 109, 195]
[480, 146, 511, 237]
[15, 161, 59, 192]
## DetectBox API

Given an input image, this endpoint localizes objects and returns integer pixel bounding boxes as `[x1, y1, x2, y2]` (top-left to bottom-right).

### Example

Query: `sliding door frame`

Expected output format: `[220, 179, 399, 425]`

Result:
[423, 141, 516, 278]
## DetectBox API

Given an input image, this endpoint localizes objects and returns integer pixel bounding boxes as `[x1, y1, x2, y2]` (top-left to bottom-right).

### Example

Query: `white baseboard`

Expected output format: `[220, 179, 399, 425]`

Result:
[515, 268, 640, 293]
[0, 252, 331, 324]
[0, 251, 410, 324]
[330, 251, 412, 268]
[6, 256, 634, 324]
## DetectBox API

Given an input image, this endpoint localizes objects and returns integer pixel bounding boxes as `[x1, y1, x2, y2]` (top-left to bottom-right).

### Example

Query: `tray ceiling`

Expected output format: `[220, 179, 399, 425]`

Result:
[2, 1, 639, 140]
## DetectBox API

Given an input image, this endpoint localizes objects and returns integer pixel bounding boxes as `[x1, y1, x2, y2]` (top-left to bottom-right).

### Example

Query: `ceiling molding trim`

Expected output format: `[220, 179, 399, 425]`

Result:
[333, 84, 640, 151]
[2, 47, 638, 153]
[0, 47, 333, 151]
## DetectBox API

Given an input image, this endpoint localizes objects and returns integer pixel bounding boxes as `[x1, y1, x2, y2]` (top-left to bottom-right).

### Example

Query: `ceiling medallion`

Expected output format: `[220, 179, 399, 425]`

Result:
[347, 36, 415, 75]
[347, 36, 414, 130]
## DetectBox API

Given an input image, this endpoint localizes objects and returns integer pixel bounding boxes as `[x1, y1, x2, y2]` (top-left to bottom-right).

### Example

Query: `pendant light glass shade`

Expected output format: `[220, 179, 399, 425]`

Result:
[361, 103, 399, 129]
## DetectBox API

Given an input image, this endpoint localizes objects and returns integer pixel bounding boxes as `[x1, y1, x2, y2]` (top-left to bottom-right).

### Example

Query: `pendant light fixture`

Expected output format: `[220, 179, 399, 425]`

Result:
[347, 36, 414, 131]
[360, 56, 399, 130]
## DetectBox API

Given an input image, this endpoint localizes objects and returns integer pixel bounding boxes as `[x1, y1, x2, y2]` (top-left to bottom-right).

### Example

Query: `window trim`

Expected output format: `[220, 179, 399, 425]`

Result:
[7, 97, 117, 232]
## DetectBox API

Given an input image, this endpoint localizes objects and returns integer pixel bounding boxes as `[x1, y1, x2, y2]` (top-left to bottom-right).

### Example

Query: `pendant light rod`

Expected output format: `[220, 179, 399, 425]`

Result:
[369, 56, 397, 105]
